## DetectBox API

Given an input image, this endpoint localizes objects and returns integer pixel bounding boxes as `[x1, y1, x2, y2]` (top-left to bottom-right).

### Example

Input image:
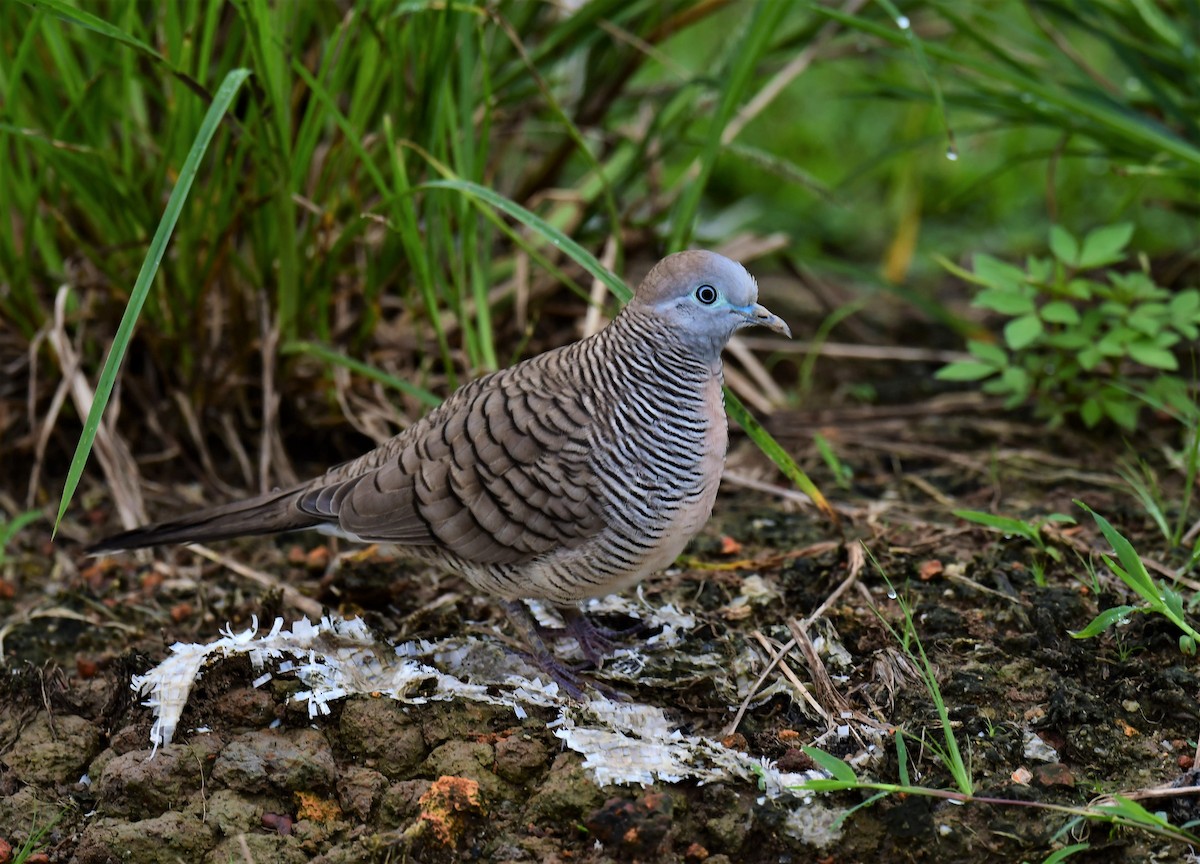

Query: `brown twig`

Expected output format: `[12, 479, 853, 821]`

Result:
[187, 543, 324, 620]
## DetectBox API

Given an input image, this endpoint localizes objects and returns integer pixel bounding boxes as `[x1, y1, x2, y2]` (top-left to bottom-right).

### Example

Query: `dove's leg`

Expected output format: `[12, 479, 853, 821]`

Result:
[500, 600, 591, 699]
[558, 606, 649, 667]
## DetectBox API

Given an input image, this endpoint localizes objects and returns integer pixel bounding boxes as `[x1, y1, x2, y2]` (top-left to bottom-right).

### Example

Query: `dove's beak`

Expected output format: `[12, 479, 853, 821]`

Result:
[745, 303, 791, 338]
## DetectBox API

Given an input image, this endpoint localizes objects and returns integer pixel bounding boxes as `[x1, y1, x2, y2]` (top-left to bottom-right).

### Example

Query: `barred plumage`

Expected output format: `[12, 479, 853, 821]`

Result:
[90, 250, 790, 693]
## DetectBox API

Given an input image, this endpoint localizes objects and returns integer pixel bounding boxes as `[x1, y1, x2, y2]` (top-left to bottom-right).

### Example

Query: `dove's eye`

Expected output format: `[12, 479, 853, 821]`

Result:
[695, 284, 718, 305]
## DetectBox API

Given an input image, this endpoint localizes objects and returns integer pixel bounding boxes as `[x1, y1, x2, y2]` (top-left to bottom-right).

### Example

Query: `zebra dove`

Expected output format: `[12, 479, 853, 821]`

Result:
[91, 250, 791, 695]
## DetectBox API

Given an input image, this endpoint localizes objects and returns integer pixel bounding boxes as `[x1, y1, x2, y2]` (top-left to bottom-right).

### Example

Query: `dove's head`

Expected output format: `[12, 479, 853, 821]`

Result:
[630, 250, 790, 358]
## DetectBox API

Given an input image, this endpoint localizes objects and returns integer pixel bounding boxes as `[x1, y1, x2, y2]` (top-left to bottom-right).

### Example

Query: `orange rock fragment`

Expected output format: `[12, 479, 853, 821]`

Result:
[295, 790, 342, 823]
[418, 775, 484, 846]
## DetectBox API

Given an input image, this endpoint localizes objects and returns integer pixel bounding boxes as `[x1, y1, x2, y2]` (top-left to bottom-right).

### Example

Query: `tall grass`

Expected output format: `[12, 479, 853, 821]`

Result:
[3, 1, 1197, 517]
[0, 1, 834, 519]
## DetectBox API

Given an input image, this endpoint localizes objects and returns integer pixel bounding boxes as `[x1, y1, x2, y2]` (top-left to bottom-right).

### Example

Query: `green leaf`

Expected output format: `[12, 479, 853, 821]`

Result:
[1041, 843, 1092, 864]
[1048, 225, 1079, 266]
[1169, 289, 1200, 322]
[0, 511, 42, 564]
[1025, 256, 1052, 283]
[797, 778, 859, 793]
[1045, 330, 1089, 350]
[1096, 329, 1129, 356]
[953, 509, 1038, 543]
[802, 747, 859, 783]
[55, 68, 253, 535]
[1039, 301, 1080, 325]
[1079, 504, 1159, 598]
[1079, 223, 1134, 269]
[1080, 397, 1102, 427]
[936, 362, 997, 382]
[966, 340, 1007, 366]
[1127, 341, 1178, 370]
[726, 390, 833, 519]
[20, 0, 167, 63]
[975, 287, 1034, 316]
[972, 254, 1027, 291]
[423, 178, 630, 301]
[999, 365, 1031, 399]
[667, 0, 789, 251]
[1069, 605, 1138, 639]
[1003, 314, 1043, 350]
[1063, 278, 1095, 300]
[1127, 303, 1168, 335]
[895, 729, 909, 787]
[1102, 397, 1140, 430]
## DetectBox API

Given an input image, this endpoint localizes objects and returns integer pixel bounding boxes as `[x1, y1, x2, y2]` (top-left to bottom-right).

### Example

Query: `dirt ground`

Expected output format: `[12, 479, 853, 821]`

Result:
[2, 394, 1200, 863]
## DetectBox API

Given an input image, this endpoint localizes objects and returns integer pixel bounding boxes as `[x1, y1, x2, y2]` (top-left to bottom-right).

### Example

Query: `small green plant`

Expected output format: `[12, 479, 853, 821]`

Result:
[0, 510, 40, 566]
[799, 731, 1197, 846]
[10, 809, 61, 864]
[953, 509, 1075, 585]
[861, 549, 973, 796]
[1071, 502, 1200, 655]
[793, 543, 1200, 849]
[812, 432, 853, 491]
[937, 223, 1200, 430]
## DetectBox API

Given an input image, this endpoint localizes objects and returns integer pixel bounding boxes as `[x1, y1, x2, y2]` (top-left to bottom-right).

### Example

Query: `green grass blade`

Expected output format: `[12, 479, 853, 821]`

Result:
[280, 341, 441, 409]
[1069, 605, 1138, 639]
[1077, 502, 1158, 597]
[811, 4, 1200, 171]
[54, 68, 252, 535]
[953, 509, 1039, 543]
[420, 177, 632, 302]
[725, 390, 831, 519]
[667, 0, 790, 251]
[802, 746, 858, 783]
[18, 0, 166, 63]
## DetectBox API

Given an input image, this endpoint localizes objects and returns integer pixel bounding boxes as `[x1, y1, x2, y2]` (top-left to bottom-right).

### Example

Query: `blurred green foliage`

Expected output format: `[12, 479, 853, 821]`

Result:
[938, 223, 1200, 429]
[1, 0, 1197, 430]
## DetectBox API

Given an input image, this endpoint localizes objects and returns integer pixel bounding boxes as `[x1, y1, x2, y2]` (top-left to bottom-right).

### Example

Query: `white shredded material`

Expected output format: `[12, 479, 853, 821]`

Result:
[129, 601, 850, 832]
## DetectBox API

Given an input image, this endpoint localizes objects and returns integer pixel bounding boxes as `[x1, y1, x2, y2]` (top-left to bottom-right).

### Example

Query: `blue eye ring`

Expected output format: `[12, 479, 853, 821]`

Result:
[695, 284, 718, 305]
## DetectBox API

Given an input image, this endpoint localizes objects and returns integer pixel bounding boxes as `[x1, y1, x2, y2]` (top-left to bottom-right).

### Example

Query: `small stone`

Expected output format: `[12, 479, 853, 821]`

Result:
[337, 766, 386, 821]
[586, 791, 674, 858]
[206, 832, 308, 864]
[524, 753, 604, 824]
[98, 737, 223, 818]
[205, 788, 259, 835]
[493, 734, 548, 784]
[720, 732, 748, 752]
[380, 779, 433, 822]
[1, 713, 101, 786]
[213, 687, 276, 728]
[422, 740, 510, 800]
[337, 698, 426, 779]
[1033, 763, 1075, 787]
[417, 776, 485, 848]
[212, 728, 336, 794]
[262, 811, 294, 836]
[73, 811, 216, 864]
[776, 748, 812, 773]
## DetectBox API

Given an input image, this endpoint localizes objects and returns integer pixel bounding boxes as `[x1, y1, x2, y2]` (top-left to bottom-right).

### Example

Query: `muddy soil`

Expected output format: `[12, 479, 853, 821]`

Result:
[2, 398, 1199, 863]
